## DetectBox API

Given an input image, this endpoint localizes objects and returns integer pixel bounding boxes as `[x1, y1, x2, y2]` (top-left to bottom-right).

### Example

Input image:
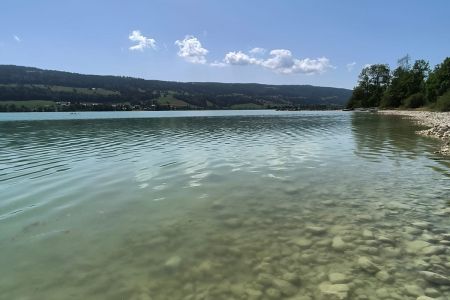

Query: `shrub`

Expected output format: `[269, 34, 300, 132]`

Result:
[435, 89, 450, 111]
[404, 93, 426, 108]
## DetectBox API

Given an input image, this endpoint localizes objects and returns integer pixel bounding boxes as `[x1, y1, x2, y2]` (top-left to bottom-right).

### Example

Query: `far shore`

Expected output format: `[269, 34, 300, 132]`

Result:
[378, 110, 450, 155]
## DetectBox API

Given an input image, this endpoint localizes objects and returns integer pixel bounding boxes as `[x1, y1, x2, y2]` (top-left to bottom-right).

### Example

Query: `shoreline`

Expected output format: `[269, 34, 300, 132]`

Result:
[378, 110, 450, 155]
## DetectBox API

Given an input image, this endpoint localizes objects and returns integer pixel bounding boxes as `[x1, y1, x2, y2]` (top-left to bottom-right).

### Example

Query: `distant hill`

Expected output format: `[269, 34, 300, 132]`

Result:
[0, 65, 351, 110]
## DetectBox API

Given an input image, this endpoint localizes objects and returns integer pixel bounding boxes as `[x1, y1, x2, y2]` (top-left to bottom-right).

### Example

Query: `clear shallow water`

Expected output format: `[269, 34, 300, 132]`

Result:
[0, 111, 449, 300]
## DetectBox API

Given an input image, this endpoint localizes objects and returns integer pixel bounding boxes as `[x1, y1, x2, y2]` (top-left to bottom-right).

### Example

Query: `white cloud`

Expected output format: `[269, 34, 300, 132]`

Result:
[260, 49, 296, 73]
[249, 47, 266, 55]
[218, 48, 332, 75]
[129, 30, 156, 51]
[224, 51, 259, 65]
[175, 35, 208, 64]
[346, 62, 356, 72]
[210, 61, 227, 67]
[13, 35, 21, 42]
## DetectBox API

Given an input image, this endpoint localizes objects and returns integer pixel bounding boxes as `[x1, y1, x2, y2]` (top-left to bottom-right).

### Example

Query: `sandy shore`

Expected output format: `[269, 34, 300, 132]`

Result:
[378, 110, 450, 155]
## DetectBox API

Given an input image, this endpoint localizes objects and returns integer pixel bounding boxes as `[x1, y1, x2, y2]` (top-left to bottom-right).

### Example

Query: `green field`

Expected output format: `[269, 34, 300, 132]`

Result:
[0, 100, 56, 108]
[156, 94, 190, 107]
[230, 103, 265, 109]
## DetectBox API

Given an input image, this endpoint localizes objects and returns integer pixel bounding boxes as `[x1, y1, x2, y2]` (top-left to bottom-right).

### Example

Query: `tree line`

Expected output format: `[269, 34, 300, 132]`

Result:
[347, 57, 450, 111]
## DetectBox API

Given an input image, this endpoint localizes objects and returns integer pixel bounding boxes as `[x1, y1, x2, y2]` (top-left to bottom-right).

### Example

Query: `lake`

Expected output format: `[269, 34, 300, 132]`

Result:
[0, 110, 449, 300]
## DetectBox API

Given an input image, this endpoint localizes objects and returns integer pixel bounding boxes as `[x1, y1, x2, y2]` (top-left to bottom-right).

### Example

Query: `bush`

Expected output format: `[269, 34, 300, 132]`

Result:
[435, 90, 450, 111]
[404, 93, 426, 108]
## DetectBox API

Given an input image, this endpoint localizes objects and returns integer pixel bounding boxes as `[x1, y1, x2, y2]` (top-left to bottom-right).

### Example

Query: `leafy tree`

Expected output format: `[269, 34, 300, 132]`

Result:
[381, 60, 429, 108]
[348, 64, 390, 108]
[435, 90, 450, 111]
[426, 57, 450, 103]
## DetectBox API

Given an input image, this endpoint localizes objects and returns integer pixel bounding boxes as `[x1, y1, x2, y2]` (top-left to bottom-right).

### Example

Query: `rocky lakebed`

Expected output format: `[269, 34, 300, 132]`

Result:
[82, 194, 450, 300]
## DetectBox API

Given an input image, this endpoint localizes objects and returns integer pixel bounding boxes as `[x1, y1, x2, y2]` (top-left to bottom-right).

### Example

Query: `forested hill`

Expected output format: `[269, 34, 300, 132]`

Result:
[0, 65, 351, 110]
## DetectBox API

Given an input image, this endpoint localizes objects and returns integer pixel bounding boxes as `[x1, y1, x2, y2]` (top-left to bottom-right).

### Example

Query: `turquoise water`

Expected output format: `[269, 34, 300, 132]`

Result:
[0, 111, 449, 300]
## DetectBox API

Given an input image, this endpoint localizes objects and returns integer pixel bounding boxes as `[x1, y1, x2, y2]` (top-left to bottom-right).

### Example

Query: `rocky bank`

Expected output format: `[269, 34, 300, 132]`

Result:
[378, 110, 450, 155]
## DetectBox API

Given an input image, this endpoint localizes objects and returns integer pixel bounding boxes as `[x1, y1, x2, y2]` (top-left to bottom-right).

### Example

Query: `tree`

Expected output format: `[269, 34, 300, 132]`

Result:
[348, 64, 390, 108]
[426, 57, 450, 103]
[381, 60, 429, 108]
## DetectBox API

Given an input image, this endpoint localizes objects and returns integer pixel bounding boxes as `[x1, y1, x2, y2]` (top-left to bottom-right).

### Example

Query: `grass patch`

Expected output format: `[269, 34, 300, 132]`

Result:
[230, 103, 264, 109]
[156, 94, 189, 107]
[0, 100, 56, 108]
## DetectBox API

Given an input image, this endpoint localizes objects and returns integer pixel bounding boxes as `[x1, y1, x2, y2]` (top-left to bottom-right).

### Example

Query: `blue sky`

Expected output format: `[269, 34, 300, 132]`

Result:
[1, 0, 449, 89]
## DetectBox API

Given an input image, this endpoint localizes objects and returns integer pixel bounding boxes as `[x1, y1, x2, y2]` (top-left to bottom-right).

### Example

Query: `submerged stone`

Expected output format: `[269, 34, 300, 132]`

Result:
[224, 218, 241, 228]
[419, 271, 450, 285]
[306, 226, 327, 235]
[282, 272, 301, 285]
[377, 235, 395, 244]
[328, 273, 349, 284]
[273, 278, 297, 296]
[265, 287, 281, 299]
[421, 245, 447, 256]
[405, 240, 431, 254]
[245, 288, 263, 300]
[293, 238, 313, 248]
[257, 273, 274, 286]
[424, 288, 441, 297]
[332, 236, 347, 251]
[285, 295, 312, 300]
[357, 256, 380, 274]
[404, 284, 424, 297]
[375, 270, 393, 283]
[412, 221, 431, 229]
[416, 296, 436, 300]
[319, 282, 350, 300]
[164, 255, 182, 269]
[362, 229, 374, 239]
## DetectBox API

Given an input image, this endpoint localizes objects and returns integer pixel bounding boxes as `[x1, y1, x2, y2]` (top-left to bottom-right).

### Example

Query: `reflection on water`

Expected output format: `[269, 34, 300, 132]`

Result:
[0, 111, 449, 300]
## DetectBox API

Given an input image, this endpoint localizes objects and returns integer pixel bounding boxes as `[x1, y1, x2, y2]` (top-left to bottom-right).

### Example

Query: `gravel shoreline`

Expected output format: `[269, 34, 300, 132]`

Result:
[378, 110, 450, 155]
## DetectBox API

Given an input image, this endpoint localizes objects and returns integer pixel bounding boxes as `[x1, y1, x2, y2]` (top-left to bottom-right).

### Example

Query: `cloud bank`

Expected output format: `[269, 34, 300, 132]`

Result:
[175, 35, 209, 64]
[129, 30, 156, 51]
[220, 48, 333, 74]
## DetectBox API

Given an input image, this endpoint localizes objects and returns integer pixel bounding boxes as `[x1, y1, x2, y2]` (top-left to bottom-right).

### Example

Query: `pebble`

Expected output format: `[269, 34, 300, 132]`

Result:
[164, 255, 182, 269]
[375, 270, 393, 283]
[357, 256, 380, 274]
[265, 287, 281, 299]
[404, 284, 424, 297]
[293, 238, 312, 248]
[332, 236, 347, 251]
[319, 282, 350, 300]
[246, 288, 263, 300]
[419, 271, 450, 285]
[424, 288, 440, 298]
[375, 287, 390, 298]
[382, 246, 401, 258]
[282, 272, 301, 285]
[416, 296, 436, 300]
[306, 226, 327, 235]
[378, 235, 395, 244]
[421, 245, 447, 256]
[329, 273, 350, 284]
[257, 273, 273, 285]
[405, 240, 431, 254]
[286, 295, 312, 300]
[362, 229, 374, 239]
[273, 278, 297, 296]
[412, 221, 431, 229]
[224, 218, 241, 228]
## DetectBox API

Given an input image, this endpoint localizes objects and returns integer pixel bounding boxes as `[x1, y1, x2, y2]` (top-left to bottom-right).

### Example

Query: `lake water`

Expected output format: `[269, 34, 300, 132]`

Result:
[0, 111, 449, 300]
